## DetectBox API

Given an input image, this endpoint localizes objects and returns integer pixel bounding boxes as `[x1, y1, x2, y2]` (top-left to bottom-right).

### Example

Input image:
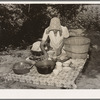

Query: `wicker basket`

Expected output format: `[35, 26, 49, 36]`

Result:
[64, 37, 90, 45]
[64, 37, 90, 59]
[65, 51, 87, 59]
[64, 44, 90, 54]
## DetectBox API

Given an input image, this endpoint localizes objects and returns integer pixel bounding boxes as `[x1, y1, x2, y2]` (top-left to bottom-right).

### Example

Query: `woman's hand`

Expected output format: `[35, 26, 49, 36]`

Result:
[40, 53, 48, 60]
[43, 52, 48, 60]
[55, 49, 61, 56]
[54, 44, 63, 56]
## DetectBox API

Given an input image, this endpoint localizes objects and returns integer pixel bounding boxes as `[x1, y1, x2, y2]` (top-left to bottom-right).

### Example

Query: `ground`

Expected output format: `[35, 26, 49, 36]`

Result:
[0, 31, 100, 89]
[0, 48, 100, 89]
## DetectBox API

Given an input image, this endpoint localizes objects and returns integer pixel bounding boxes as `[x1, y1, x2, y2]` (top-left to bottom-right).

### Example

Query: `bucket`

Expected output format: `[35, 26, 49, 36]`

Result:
[64, 37, 90, 59]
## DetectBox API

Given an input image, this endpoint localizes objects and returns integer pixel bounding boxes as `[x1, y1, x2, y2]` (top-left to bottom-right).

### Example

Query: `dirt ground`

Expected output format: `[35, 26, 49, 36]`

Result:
[0, 30, 100, 89]
[0, 47, 100, 89]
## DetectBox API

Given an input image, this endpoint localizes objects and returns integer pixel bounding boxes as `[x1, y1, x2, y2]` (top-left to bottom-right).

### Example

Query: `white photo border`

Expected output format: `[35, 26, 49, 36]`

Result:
[0, 1, 100, 99]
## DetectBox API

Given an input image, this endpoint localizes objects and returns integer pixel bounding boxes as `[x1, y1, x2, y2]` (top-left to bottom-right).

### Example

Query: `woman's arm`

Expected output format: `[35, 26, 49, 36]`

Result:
[40, 40, 48, 59]
[40, 28, 49, 59]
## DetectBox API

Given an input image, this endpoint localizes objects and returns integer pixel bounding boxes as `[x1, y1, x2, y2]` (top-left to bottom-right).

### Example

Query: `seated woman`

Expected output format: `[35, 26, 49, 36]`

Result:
[26, 17, 85, 63]
[40, 17, 70, 60]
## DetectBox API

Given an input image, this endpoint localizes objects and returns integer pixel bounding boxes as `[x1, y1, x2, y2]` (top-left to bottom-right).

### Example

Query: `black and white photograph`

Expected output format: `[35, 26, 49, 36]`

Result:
[0, 1, 100, 92]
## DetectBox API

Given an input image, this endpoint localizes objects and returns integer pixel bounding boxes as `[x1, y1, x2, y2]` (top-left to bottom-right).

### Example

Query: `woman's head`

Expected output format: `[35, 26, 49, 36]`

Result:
[47, 17, 62, 35]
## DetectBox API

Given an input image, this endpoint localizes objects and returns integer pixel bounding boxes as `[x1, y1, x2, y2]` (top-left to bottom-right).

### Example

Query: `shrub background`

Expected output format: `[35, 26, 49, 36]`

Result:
[0, 4, 100, 49]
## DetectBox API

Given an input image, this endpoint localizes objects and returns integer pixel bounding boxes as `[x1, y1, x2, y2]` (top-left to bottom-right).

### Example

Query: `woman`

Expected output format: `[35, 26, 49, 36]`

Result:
[26, 17, 85, 62]
[40, 17, 70, 59]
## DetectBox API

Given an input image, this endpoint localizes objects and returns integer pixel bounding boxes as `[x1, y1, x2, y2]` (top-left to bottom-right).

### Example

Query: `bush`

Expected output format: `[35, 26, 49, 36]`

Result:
[0, 4, 100, 48]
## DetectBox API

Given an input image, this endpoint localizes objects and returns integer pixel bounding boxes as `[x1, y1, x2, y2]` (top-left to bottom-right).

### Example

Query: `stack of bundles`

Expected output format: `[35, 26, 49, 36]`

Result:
[64, 37, 90, 59]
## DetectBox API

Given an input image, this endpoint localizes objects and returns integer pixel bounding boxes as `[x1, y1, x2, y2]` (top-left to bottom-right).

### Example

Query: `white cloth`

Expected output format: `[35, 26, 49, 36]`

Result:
[31, 41, 41, 51]
[31, 41, 47, 51]
[42, 26, 69, 50]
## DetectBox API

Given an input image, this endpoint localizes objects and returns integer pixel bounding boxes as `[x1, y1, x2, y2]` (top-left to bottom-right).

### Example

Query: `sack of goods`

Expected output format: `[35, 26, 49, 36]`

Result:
[63, 37, 90, 59]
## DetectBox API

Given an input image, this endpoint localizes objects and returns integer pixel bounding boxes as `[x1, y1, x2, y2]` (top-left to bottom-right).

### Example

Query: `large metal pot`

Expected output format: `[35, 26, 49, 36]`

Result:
[35, 60, 56, 74]
[13, 61, 33, 75]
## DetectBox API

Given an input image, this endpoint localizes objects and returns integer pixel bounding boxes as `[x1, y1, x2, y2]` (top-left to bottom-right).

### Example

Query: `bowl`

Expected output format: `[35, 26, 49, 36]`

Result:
[35, 60, 56, 74]
[31, 50, 43, 56]
[12, 61, 33, 75]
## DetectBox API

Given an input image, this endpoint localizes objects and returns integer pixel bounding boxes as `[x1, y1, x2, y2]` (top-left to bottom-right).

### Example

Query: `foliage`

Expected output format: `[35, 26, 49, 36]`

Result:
[0, 4, 28, 47]
[0, 4, 100, 49]
[74, 5, 100, 30]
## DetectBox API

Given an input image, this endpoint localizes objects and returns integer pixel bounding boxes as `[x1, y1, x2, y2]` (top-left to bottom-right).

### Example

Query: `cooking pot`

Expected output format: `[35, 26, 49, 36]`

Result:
[13, 61, 33, 75]
[35, 60, 56, 74]
[31, 50, 43, 56]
